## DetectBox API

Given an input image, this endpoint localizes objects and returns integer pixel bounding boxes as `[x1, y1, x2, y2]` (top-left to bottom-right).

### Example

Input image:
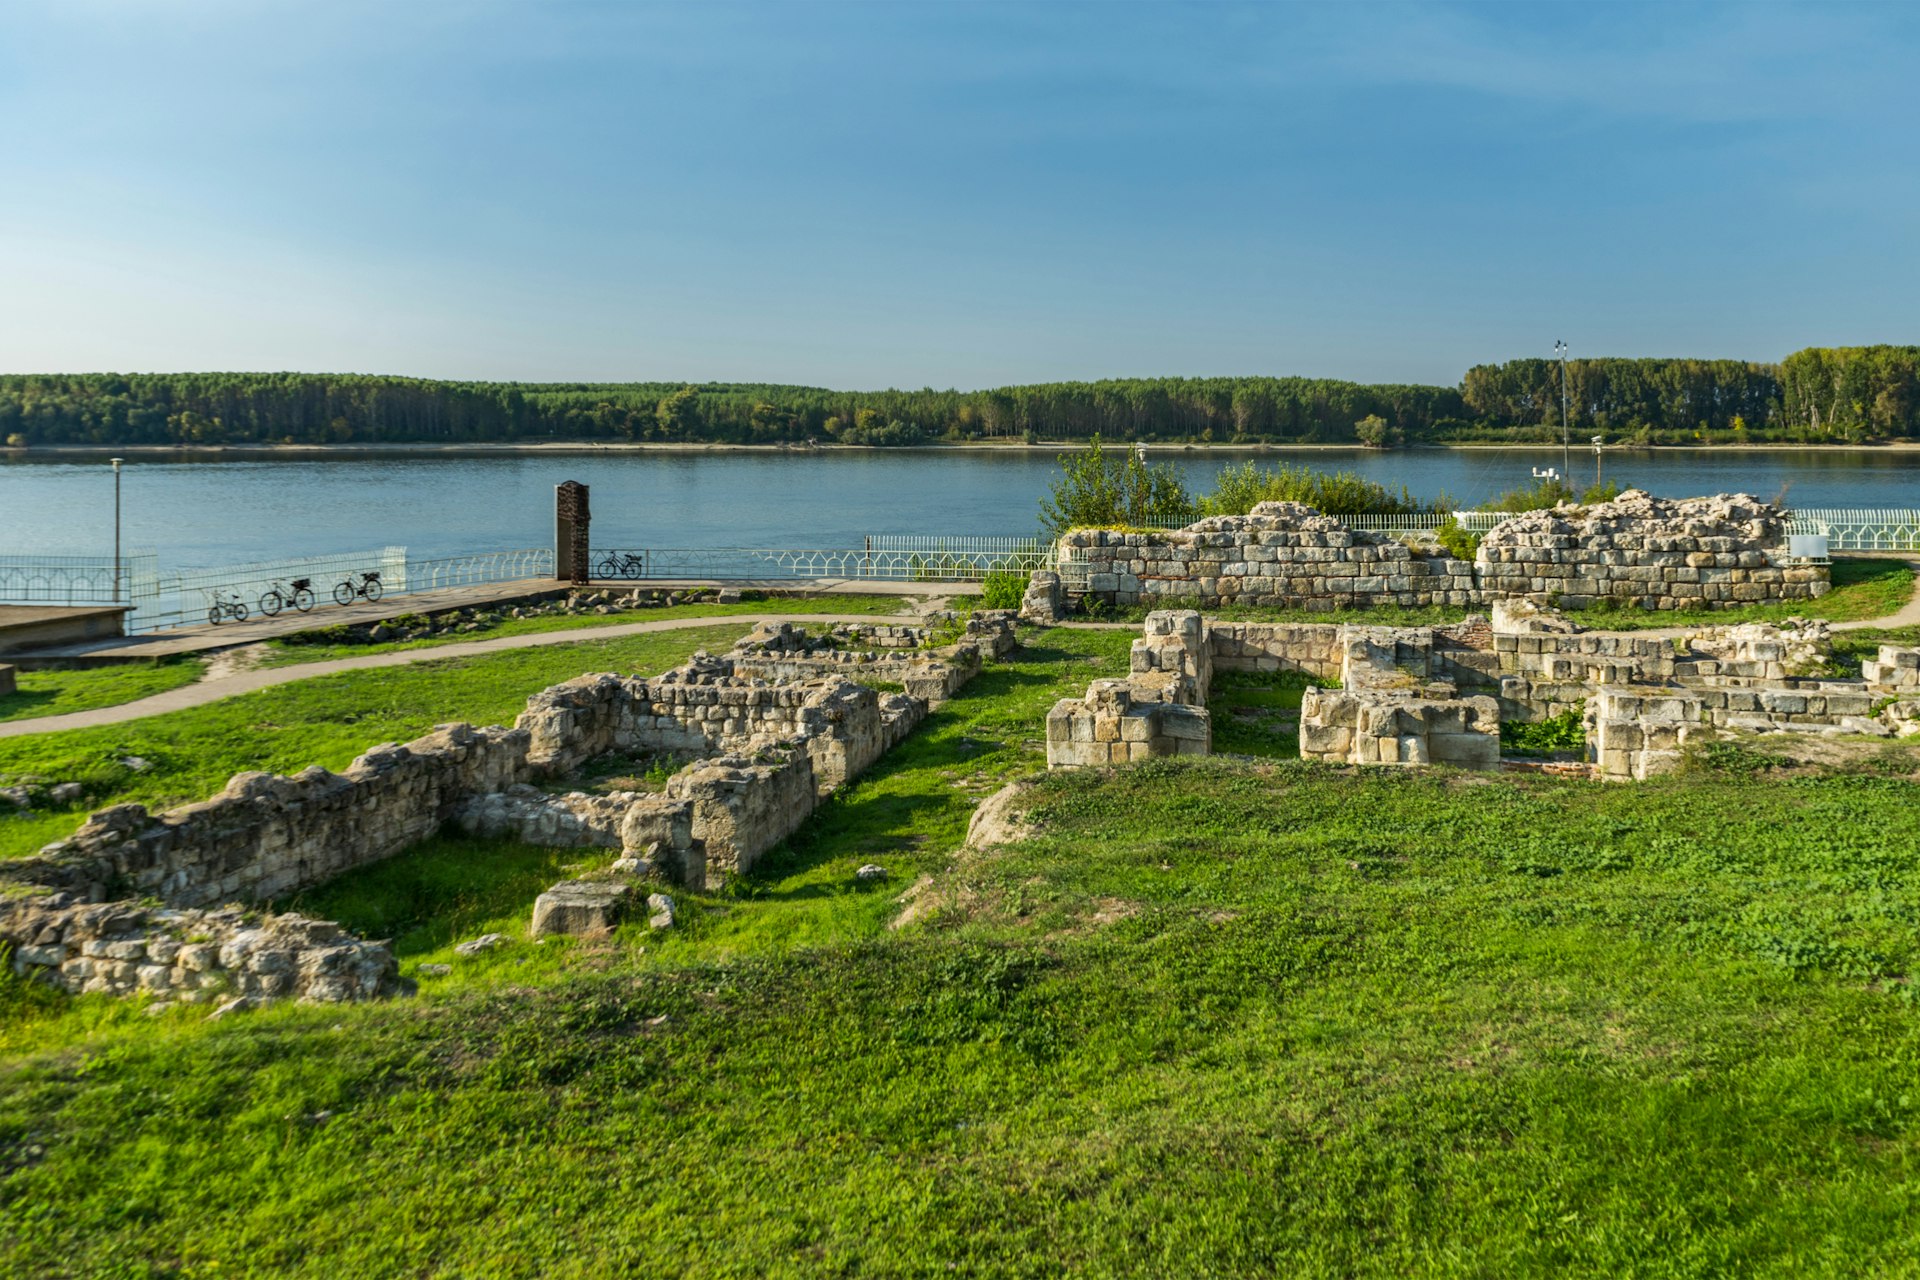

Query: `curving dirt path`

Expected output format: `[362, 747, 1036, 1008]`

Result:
[0, 613, 923, 740]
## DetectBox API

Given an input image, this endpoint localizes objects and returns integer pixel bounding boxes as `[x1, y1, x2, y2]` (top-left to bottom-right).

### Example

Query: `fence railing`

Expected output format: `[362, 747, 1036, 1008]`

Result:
[405, 548, 555, 592]
[588, 539, 1054, 584]
[0, 545, 557, 634]
[1787, 509, 1920, 552]
[0, 551, 160, 610]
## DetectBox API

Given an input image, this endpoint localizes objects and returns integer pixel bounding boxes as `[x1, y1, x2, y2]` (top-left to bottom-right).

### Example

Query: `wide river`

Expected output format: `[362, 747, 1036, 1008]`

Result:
[1, 446, 1916, 566]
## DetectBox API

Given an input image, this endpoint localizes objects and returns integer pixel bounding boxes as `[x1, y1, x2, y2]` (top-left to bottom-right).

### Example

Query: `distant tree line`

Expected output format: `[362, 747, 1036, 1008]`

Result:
[4, 349, 1918, 448]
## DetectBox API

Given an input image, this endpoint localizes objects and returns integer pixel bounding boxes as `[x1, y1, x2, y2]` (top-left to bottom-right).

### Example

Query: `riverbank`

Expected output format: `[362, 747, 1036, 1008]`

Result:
[8, 439, 1920, 459]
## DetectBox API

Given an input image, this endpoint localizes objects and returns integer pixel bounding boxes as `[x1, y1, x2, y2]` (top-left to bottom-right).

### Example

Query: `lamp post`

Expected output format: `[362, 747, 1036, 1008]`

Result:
[1554, 340, 1572, 488]
[110, 457, 124, 604]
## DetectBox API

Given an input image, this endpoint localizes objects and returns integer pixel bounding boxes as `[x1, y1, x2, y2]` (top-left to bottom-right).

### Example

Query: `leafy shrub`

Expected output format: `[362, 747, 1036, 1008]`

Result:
[1039, 435, 1197, 534]
[979, 570, 1028, 611]
[1486, 477, 1626, 513]
[1435, 517, 1479, 560]
[1198, 461, 1441, 517]
[1500, 704, 1587, 754]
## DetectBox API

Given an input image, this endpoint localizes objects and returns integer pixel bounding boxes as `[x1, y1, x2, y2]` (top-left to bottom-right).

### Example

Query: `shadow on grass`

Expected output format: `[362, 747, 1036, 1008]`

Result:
[284, 835, 600, 956]
[0, 689, 60, 721]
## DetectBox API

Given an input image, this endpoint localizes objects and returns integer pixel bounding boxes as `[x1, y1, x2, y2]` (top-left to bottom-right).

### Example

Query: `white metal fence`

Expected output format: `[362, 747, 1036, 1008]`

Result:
[588, 536, 1053, 583]
[0, 546, 554, 633]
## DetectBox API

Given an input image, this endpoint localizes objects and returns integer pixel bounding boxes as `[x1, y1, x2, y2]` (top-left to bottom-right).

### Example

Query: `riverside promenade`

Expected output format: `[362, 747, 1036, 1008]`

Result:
[2, 577, 956, 665]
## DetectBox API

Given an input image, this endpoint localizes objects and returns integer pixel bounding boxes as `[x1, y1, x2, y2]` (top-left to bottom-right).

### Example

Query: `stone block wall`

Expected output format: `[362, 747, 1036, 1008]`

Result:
[1045, 679, 1210, 767]
[1588, 688, 1704, 780]
[1020, 572, 1065, 625]
[13, 723, 530, 908]
[1061, 502, 1474, 610]
[1208, 622, 1345, 681]
[1298, 687, 1501, 768]
[1476, 492, 1825, 611]
[1864, 645, 1920, 692]
[1, 898, 397, 1004]
[1059, 492, 1827, 614]
[669, 746, 820, 887]
[1129, 610, 1211, 705]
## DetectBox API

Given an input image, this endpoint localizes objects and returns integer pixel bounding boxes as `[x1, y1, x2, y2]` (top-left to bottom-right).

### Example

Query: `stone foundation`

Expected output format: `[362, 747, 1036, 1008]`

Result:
[0, 899, 397, 1004]
[4, 620, 1000, 1004]
[1045, 603, 1916, 780]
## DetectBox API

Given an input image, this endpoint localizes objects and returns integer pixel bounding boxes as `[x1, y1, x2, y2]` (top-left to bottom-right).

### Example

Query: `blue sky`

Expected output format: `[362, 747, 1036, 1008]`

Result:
[1, 0, 1914, 387]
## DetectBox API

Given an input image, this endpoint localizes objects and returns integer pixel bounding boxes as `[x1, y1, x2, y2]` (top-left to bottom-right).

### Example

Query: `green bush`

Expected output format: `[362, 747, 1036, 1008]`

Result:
[1500, 704, 1587, 753]
[1435, 517, 1480, 560]
[979, 570, 1029, 611]
[1199, 461, 1442, 517]
[1486, 477, 1626, 513]
[1039, 435, 1197, 534]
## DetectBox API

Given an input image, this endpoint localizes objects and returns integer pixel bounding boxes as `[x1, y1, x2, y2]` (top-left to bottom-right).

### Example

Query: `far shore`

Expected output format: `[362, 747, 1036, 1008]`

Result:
[6, 439, 1920, 460]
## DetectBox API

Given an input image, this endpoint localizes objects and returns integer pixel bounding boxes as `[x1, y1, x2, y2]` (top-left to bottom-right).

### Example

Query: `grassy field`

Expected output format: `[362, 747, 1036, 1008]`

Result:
[259, 592, 919, 665]
[0, 659, 205, 726]
[0, 625, 753, 861]
[4, 626, 1920, 1274]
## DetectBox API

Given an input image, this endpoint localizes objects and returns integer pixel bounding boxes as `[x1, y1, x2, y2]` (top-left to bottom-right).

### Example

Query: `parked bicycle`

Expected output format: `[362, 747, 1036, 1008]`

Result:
[259, 577, 316, 616]
[333, 569, 384, 605]
[205, 588, 250, 626]
[595, 550, 646, 580]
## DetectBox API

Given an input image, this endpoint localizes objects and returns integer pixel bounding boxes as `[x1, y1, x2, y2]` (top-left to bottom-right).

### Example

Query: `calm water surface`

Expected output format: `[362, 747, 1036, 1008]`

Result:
[1, 447, 1916, 565]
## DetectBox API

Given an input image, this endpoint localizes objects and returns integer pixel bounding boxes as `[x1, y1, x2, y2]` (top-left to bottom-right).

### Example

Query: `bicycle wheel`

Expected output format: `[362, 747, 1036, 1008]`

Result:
[362, 578, 383, 603]
[595, 557, 618, 581]
[208, 605, 222, 627]
[624, 557, 644, 580]
[293, 587, 315, 612]
[234, 602, 249, 622]
[334, 581, 355, 606]
[260, 591, 283, 617]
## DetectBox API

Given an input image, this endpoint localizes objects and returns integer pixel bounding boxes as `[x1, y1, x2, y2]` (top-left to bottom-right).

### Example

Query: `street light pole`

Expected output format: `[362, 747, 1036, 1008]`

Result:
[110, 457, 124, 604]
[1554, 340, 1571, 488]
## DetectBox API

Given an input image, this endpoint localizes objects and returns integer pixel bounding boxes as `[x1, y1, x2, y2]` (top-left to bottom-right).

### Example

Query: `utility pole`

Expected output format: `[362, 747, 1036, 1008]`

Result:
[110, 457, 124, 604]
[1554, 340, 1571, 486]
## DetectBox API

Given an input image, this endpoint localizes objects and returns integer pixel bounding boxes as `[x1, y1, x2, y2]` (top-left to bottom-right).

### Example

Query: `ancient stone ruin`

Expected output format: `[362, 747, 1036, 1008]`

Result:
[1046, 606, 1920, 780]
[1057, 492, 1828, 612]
[2, 613, 1015, 1007]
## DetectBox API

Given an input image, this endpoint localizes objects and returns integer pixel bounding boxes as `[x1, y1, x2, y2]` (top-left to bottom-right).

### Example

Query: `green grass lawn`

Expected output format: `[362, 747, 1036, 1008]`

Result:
[6, 628, 1920, 1275]
[260, 592, 917, 666]
[1207, 669, 1318, 759]
[0, 625, 753, 861]
[0, 658, 205, 725]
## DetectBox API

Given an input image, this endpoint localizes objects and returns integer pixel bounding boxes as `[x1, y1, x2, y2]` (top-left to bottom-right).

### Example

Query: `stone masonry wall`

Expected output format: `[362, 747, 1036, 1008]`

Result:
[1061, 493, 1827, 613]
[1476, 492, 1826, 611]
[1062, 502, 1475, 610]
[1864, 645, 1920, 693]
[12, 723, 530, 907]
[1, 898, 396, 1005]
[1046, 610, 1213, 767]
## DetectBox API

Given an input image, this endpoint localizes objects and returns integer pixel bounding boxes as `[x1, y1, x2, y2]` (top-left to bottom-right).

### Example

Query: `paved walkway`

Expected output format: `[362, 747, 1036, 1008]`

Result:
[0, 611, 928, 740]
[6, 577, 952, 664]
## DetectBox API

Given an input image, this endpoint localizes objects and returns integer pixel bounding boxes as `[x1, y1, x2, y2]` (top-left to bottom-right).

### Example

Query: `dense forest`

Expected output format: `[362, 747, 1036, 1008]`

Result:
[3, 348, 1917, 448]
